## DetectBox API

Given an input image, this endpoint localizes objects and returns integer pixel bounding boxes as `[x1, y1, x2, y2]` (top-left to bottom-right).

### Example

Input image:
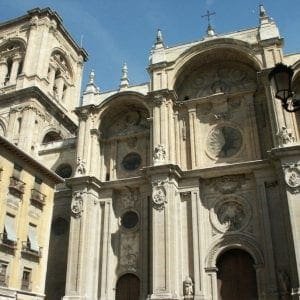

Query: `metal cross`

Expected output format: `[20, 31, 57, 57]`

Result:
[201, 10, 216, 26]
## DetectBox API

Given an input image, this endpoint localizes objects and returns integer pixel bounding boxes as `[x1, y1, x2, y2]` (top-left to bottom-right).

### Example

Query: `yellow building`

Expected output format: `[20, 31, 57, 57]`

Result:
[0, 135, 62, 299]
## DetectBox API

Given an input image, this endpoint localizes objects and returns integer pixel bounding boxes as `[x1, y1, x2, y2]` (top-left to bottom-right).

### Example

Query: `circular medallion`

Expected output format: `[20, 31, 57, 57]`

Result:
[121, 152, 142, 171]
[121, 211, 139, 229]
[210, 197, 251, 233]
[207, 126, 242, 158]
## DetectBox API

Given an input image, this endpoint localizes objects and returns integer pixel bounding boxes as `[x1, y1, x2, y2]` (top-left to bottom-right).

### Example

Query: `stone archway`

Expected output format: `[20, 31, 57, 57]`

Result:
[115, 273, 140, 300]
[216, 249, 258, 300]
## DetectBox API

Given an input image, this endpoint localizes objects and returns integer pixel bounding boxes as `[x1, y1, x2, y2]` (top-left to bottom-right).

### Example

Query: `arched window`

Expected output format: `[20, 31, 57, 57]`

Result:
[42, 131, 62, 144]
[55, 164, 72, 178]
[48, 50, 72, 101]
[0, 41, 25, 87]
[115, 274, 140, 300]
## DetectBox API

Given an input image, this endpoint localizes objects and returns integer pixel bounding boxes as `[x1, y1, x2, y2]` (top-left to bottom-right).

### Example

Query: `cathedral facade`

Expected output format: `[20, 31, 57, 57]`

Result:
[0, 6, 299, 300]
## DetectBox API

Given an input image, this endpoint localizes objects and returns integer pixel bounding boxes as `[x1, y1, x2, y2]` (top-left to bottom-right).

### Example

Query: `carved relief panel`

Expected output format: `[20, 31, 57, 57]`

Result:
[100, 105, 150, 180]
[113, 187, 142, 276]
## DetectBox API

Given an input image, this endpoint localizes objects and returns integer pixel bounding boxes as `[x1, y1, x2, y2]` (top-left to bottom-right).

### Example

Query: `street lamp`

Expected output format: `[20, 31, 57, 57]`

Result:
[268, 63, 300, 112]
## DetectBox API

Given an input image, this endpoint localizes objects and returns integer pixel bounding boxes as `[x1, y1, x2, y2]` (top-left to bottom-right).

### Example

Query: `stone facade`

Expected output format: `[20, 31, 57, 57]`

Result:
[0, 5, 300, 300]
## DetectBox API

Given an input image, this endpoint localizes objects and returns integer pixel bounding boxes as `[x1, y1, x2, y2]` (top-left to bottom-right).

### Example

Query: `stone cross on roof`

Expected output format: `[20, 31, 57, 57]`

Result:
[201, 10, 216, 37]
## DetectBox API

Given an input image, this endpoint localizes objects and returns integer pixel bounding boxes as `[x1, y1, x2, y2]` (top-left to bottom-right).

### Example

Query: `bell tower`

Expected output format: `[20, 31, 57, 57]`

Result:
[0, 8, 87, 154]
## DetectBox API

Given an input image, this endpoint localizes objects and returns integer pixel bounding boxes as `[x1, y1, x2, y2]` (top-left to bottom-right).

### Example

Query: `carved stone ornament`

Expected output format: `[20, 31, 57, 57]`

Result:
[210, 196, 251, 233]
[206, 125, 243, 159]
[153, 144, 166, 165]
[119, 233, 139, 271]
[152, 181, 167, 211]
[75, 157, 86, 176]
[183, 276, 194, 297]
[208, 175, 246, 194]
[277, 126, 295, 147]
[283, 163, 300, 194]
[71, 191, 84, 218]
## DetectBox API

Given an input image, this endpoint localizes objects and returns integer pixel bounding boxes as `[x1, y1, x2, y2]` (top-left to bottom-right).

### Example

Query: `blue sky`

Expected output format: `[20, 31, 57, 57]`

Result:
[1, 1, 300, 92]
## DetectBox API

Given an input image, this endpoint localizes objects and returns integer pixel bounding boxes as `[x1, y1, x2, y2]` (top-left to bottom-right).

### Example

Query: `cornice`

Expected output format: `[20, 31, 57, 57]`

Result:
[0, 86, 78, 133]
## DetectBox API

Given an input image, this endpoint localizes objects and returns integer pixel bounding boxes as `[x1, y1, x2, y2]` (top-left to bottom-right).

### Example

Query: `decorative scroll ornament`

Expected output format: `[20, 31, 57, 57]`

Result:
[277, 126, 295, 147]
[184, 276, 194, 298]
[71, 191, 84, 218]
[152, 180, 167, 210]
[208, 175, 245, 194]
[153, 144, 166, 165]
[283, 163, 300, 194]
[75, 157, 86, 176]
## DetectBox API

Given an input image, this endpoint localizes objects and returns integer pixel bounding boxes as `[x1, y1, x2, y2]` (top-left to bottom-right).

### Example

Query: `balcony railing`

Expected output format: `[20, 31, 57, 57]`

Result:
[0, 274, 8, 287]
[21, 279, 31, 291]
[21, 241, 42, 258]
[9, 177, 25, 198]
[30, 189, 46, 207]
[0, 233, 17, 250]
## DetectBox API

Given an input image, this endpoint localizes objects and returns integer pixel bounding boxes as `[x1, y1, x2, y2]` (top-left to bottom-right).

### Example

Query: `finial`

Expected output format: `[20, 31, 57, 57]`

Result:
[83, 69, 99, 95]
[259, 3, 271, 25]
[154, 29, 165, 49]
[202, 10, 216, 37]
[259, 4, 267, 18]
[156, 29, 163, 44]
[119, 62, 129, 90]
[89, 69, 95, 84]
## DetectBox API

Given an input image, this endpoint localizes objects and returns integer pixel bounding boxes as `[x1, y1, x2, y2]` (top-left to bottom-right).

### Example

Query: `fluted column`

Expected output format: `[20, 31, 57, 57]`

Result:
[0, 58, 8, 87]
[188, 106, 198, 168]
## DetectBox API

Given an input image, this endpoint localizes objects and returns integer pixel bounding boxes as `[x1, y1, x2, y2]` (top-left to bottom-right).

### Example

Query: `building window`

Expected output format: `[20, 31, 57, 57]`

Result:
[0, 261, 8, 287]
[121, 211, 139, 230]
[121, 152, 142, 171]
[21, 268, 31, 291]
[30, 177, 46, 208]
[27, 224, 40, 253]
[9, 164, 25, 198]
[1, 214, 17, 249]
[55, 164, 72, 178]
[42, 131, 62, 144]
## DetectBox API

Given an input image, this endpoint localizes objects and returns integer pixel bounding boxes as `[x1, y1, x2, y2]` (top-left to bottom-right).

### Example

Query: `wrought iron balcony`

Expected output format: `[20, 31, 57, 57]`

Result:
[30, 189, 46, 207]
[21, 279, 31, 291]
[0, 274, 8, 287]
[0, 233, 17, 250]
[21, 241, 42, 258]
[9, 176, 25, 197]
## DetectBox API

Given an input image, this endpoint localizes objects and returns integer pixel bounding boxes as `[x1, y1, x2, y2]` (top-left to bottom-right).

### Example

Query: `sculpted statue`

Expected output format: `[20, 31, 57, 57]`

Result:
[184, 276, 194, 297]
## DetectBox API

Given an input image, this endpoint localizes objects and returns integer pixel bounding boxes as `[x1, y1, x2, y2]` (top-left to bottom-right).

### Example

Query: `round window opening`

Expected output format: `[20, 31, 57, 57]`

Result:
[122, 152, 141, 171]
[121, 211, 139, 229]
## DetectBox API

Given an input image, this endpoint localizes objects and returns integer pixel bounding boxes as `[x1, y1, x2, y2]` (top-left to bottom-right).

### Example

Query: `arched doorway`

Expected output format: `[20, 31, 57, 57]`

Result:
[216, 249, 258, 300]
[115, 273, 140, 300]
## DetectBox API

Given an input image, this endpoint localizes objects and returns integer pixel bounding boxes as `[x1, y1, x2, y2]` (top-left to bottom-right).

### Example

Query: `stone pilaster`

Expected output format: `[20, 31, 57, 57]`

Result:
[0, 58, 8, 87]
[146, 165, 182, 300]
[64, 177, 102, 300]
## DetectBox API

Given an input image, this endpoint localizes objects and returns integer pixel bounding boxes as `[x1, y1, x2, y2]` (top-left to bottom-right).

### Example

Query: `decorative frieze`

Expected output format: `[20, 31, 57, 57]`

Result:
[206, 174, 246, 194]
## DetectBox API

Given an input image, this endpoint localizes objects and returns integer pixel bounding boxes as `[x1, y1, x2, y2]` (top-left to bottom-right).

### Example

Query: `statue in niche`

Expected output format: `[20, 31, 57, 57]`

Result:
[153, 144, 166, 164]
[277, 126, 295, 146]
[183, 276, 194, 297]
[75, 157, 86, 176]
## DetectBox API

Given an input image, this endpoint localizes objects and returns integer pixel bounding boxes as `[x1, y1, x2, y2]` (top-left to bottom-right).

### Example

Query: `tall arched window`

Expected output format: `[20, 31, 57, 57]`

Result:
[48, 50, 72, 102]
[0, 41, 25, 87]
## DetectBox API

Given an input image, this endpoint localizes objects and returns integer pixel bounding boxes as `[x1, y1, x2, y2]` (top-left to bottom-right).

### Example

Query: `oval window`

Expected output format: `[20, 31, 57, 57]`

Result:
[121, 211, 139, 229]
[121, 152, 141, 171]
